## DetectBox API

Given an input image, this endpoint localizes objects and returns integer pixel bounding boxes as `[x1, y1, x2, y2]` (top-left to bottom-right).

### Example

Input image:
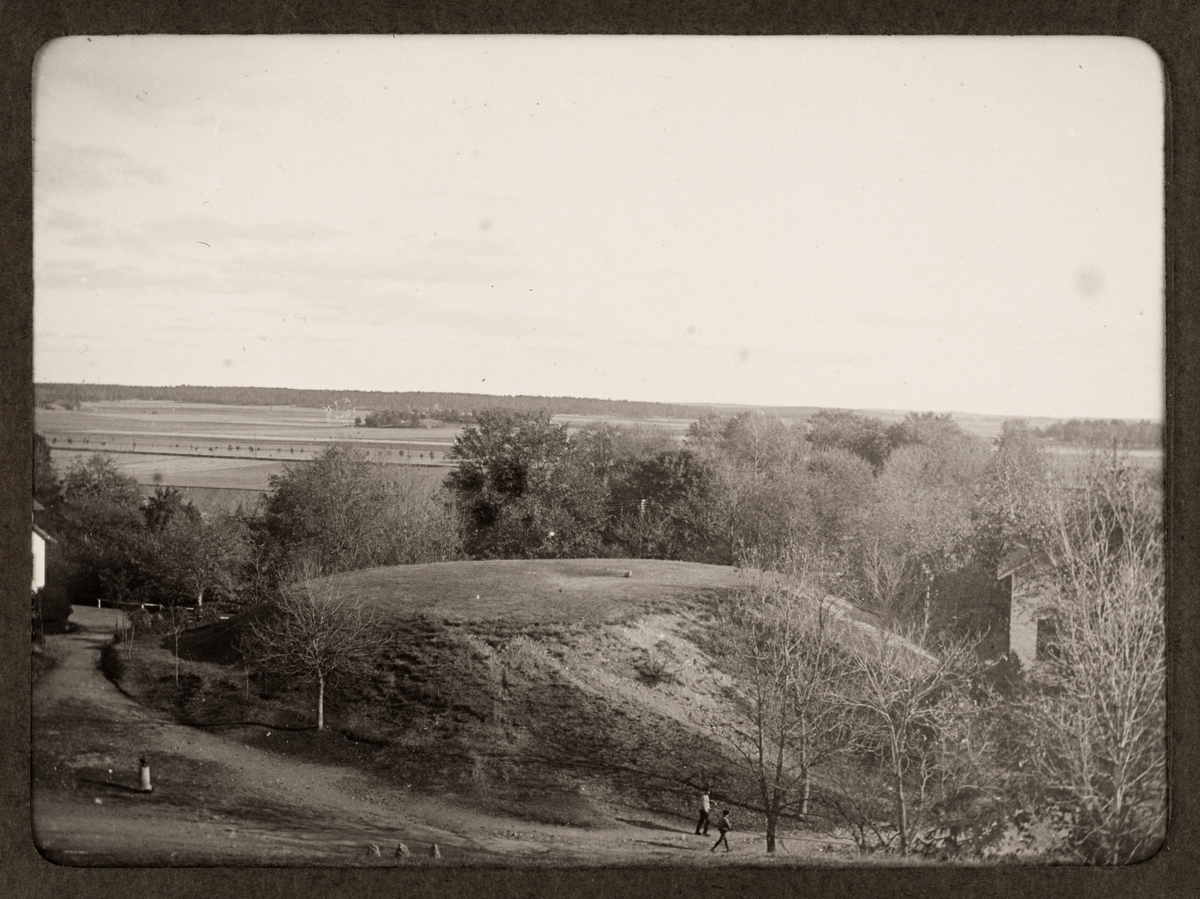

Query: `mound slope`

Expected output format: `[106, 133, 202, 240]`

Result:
[116, 559, 888, 846]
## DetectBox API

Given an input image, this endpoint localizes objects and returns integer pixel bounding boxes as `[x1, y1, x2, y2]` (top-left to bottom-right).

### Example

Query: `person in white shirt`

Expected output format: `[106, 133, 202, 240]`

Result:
[694, 786, 711, 835]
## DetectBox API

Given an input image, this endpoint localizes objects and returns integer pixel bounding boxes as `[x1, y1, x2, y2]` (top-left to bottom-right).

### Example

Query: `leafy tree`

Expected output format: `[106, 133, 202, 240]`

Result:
[806, 409, 893, 472]
[973, 420, 1055, 569]
[472, 452, 608, 559]
[797, 448, 874, 561]
[853, 439, 989, 626]
[245, 577, 386, 731]
[606, 449, 731, 562]
[262, 445, 461, 576]
[445, 409, 606, 558]
[573, 420, 676, 488]
[1032, 418, 1162, 450]
[143, 486, 201, 532]
[688, 412, 807, 481]
[678, 413, 817, 565]
[138, 510, 250, 608]
[43, 455, 146, 606]
[886, 411, 965, 451]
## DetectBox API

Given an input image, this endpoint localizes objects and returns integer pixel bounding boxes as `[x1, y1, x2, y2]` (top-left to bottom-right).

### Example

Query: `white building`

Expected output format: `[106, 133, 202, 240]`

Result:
[997, 546, 1057, 671]
[32, 524, 53, 593]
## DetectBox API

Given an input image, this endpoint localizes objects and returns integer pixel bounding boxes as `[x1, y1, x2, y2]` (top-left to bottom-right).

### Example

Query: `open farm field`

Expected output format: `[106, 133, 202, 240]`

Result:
[36, 401, 460, 458]
[1047, 444, 1163, 472]
[46, 448, 448, 514]
[37, 401, 461, 504]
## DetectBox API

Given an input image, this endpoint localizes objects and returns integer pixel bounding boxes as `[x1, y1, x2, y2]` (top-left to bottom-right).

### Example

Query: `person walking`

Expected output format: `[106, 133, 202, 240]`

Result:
[694, 786, 711, 836]
[710, 810, 732, 852]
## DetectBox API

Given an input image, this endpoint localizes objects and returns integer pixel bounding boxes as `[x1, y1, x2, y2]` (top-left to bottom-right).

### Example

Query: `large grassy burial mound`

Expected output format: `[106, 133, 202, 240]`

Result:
[130, 559, 756, 831]
[336, 557, 745, 623]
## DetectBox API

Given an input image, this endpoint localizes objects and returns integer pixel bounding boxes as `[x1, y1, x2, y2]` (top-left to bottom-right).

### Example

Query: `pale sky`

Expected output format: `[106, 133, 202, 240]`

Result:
[33, 35, 1164, 420]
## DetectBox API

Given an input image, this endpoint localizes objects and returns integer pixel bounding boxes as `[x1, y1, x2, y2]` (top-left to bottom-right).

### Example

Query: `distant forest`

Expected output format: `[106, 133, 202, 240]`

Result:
[33, 383, 1160, 448]
[33, 382, 715, 422]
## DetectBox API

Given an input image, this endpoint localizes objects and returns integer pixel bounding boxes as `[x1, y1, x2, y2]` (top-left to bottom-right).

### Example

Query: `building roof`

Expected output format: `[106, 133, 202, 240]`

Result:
[32, 523, 56, 543]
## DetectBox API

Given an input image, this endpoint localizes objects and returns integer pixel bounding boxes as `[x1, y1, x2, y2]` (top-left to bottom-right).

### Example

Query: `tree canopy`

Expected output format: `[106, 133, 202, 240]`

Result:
[445, 409, 607, 558]
[261, 444, 461, 577]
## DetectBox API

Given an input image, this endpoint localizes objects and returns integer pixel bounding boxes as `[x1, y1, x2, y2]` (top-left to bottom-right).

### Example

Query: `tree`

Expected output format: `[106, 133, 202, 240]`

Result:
[1026, 455, 1165, 863]
[704, 563, 855, 853]
[481, 453, 608, 559]
[43, 455, 147, 606]
[573, 420, 676, 489]
[687, 412, 807, 482]
[602, 449, 717, 560]
[143, 486, 201, 532]
[677, 413, 818, 566]
[262, 445, 461, 577]
[139, 510, 250, 608]
[245, 577, 385, 731]
[853, 440, 987, 627]
[798, 448, 875, 561]
[445, 409, 606, 558]
[886, 411, 965, 451]
[806, 409, 893, 472]
[838, 625, 990, 856]
[163, 603, 192, 685]
[974, 420, 1055, 570]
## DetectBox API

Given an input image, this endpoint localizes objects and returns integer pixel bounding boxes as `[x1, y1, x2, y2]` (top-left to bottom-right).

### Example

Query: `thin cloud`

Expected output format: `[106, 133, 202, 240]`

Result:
[34, 142, 167, 194]
[144, 213, 344, 245]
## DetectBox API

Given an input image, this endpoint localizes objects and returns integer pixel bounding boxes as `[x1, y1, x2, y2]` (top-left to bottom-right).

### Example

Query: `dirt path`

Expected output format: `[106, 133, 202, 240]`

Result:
[31, 606, 804, 866]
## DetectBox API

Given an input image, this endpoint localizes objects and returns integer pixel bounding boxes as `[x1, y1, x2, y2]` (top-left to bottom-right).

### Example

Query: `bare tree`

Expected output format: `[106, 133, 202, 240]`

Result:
[837, 623, 987, 857]
[164, 603, 191, 686]
[704, 563, 854, 853]
[1029, 455, 1166, 863]
[245, 577, 385, 731]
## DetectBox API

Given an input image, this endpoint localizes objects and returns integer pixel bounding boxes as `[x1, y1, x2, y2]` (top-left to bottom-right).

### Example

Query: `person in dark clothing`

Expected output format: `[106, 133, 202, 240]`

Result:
[695, 786, 711, 835]
[710, 810, 732, 852]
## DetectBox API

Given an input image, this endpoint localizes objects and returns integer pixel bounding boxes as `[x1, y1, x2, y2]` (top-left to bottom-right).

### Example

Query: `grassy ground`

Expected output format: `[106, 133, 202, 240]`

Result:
[332, 557, 747, 624]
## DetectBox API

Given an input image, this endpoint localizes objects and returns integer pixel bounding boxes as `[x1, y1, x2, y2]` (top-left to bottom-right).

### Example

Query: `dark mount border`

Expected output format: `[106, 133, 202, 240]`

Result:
[3, 4, 1195, 899]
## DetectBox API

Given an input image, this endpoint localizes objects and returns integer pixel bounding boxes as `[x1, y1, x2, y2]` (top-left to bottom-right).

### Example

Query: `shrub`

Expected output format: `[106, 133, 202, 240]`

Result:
[99, 641, 125, 681]
[636, 641, 679, 687]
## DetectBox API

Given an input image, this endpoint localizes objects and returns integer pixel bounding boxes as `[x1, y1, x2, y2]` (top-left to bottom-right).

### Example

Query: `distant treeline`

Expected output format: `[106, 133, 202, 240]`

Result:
[359, 409, 474, 428]
[1032, 418, 1161, 449]
[34, 383, 713, 421]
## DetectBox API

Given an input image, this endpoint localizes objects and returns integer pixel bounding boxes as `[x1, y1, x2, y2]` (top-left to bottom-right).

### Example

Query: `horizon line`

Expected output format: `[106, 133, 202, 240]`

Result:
[32, 381, 1164, 424]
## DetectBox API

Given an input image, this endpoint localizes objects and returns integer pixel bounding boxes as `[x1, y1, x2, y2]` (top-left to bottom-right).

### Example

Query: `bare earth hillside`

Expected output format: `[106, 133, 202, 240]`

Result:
[31, 562, 853, 866]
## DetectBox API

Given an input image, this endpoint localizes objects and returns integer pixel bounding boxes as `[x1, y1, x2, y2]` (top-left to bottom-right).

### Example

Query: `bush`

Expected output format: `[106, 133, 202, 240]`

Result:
[99, 642, 125, 681]
[636, 641, 679, 687]
[32, 587, 74, 636]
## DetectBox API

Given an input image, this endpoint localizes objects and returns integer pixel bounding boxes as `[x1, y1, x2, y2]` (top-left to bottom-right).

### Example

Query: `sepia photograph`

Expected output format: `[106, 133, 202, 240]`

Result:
[29, 35, 1165, 868]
